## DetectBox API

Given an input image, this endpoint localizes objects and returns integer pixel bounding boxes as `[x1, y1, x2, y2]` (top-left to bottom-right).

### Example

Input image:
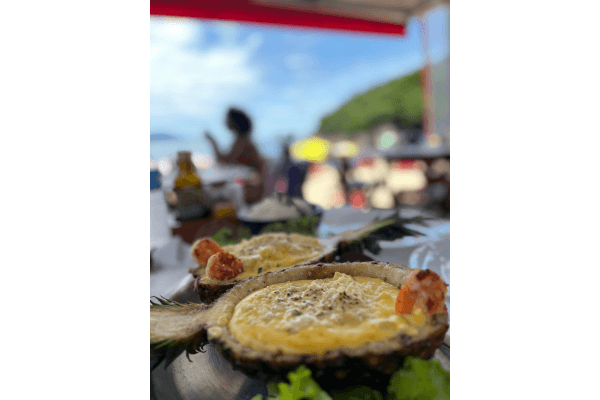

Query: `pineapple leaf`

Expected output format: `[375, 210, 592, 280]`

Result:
[151, 336, 209, 370]
[150, 299, 210, 370]
[150, 296, 184, 307]
[336, 213, 430, 257]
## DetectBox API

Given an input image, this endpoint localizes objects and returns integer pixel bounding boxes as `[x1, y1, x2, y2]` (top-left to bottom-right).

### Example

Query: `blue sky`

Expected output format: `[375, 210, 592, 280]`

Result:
[150, 5, 449, 158]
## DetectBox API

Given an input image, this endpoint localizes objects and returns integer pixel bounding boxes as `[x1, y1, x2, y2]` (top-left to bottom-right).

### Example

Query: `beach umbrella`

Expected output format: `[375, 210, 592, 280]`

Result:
[290, 136, 330, 163]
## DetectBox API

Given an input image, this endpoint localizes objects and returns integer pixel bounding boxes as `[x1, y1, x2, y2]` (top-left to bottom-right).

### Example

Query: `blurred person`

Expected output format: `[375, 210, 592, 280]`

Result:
[205, 108, 266, 204]
[272, 137, 308, 198]
[339, 156, 351, 201]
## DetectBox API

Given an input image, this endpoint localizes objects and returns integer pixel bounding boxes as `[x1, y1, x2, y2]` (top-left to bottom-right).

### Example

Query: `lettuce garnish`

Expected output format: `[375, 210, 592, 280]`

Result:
[387, 357, 450, 400]
[252, 357, 449, 400]
[251, 365, 331, 400]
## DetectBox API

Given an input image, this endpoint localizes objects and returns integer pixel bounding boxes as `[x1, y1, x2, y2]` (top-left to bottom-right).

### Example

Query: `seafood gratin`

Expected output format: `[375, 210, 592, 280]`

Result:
[151, 262, 448, 381]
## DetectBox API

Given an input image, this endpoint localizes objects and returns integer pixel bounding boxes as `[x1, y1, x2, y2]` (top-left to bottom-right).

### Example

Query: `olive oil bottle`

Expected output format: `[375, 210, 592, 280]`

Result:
[174, 151, 202, 191]
[171, 151, 210, 220]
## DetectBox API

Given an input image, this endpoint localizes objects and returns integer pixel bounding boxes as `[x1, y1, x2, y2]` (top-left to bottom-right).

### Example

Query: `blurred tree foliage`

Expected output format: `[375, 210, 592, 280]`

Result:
[318, 70, 423, 136]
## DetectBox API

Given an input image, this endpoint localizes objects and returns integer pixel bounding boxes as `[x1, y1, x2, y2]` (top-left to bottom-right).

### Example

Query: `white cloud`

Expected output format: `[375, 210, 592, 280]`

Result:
[150, 18, 263, 121]
[150, 17, 202, 48]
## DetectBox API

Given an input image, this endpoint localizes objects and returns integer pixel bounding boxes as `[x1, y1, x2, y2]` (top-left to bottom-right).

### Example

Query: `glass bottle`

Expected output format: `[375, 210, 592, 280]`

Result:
[174, 151, 202, 190]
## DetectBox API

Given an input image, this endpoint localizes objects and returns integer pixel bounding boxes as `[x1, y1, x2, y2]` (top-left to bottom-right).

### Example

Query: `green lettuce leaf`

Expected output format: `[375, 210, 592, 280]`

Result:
[253, 356, 449, 400]
[252, 365, 331, 400]
[387, 357, 450, 400]
[211, 226, 252, 246]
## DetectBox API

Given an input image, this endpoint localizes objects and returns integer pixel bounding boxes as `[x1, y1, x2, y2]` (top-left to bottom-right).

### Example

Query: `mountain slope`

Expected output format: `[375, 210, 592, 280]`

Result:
[318, 70, 423, 136]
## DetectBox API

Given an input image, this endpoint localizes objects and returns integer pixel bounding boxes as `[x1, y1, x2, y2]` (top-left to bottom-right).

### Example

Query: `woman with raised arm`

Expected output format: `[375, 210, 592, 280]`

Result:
[205, 108, 266, 203]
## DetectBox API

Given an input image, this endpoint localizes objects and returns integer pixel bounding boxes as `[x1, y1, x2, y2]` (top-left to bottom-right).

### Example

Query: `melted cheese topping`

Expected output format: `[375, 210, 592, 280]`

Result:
[228, 272, 427, 354]
[222, 233, 325, 280]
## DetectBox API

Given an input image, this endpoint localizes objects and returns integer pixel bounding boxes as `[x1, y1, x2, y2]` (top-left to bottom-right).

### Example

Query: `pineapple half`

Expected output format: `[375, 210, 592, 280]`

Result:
[189, 214, 430, 304]
[151, 261, 449, 383]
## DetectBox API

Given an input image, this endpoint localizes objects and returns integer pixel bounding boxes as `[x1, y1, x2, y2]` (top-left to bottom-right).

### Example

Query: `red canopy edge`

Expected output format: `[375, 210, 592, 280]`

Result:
[150, 0, 405, 35]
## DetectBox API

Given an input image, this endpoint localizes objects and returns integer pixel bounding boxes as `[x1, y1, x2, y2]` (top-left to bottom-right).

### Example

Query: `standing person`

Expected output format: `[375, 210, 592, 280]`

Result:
[205, 108, 266, 203]
[272, 137, 308, 198]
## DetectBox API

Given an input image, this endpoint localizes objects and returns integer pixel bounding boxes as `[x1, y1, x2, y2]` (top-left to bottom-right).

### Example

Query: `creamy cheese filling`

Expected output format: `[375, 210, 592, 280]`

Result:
[220, 233, 325, 280]
[228, 272, 427, 354]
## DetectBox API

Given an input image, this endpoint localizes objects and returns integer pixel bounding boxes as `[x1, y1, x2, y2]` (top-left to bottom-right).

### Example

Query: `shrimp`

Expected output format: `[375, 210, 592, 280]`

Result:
[395, 269, 447, 315]
[206, 251, 244, 281]
[190, 238, 223, 265]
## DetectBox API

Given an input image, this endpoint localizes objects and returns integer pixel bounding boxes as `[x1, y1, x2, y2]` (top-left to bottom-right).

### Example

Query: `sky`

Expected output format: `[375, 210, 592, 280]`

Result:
[150, 5, 449, 160]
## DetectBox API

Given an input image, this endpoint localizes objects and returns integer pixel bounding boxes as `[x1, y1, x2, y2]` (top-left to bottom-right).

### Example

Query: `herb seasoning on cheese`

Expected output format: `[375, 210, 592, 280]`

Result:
[228, 272, 429, 354]
[222, 233, 325, 279]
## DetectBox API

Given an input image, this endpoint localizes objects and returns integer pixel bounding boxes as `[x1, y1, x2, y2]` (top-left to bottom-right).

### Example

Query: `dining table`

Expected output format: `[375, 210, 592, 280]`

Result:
[150, 197, 450, 400]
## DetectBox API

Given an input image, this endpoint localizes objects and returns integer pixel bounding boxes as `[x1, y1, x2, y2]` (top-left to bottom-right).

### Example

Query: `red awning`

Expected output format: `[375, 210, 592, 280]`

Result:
[150, 0, 406, 35]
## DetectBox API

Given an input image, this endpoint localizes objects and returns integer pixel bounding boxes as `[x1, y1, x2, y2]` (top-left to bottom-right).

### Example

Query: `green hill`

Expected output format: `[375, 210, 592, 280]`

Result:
[318, 70, 423, 136]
